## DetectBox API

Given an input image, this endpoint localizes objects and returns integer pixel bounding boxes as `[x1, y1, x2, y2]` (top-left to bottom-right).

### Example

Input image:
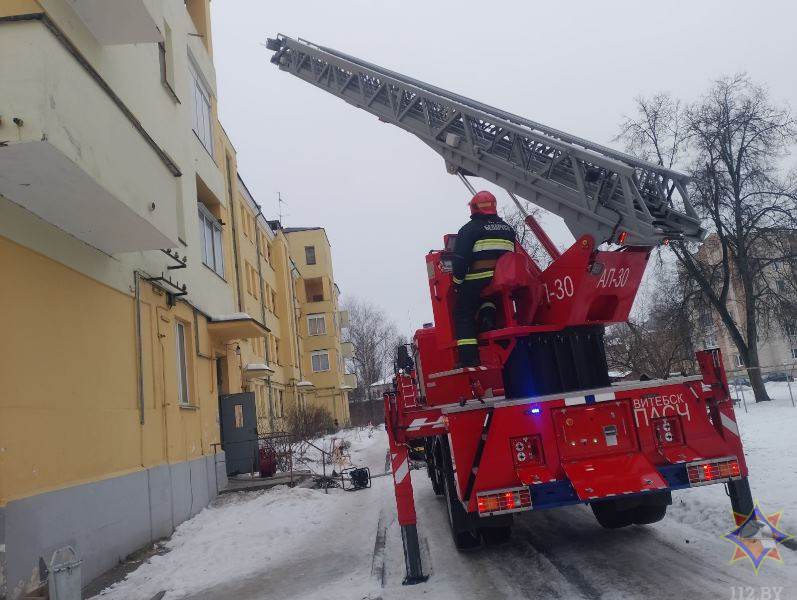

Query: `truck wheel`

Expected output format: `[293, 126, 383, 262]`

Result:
[480, 526, 512, 546]
[590, 500, 634, 529]
[430, 439, 445, 496]
[443, 471, 481, 549]
[632, 504, 667, 525]
[428, 461, 443, 496]
[441, 440, 480, 550]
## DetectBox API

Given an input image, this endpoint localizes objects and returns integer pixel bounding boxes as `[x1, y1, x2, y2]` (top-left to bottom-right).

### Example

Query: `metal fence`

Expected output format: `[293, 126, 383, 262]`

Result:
[723, 361, 796, 413]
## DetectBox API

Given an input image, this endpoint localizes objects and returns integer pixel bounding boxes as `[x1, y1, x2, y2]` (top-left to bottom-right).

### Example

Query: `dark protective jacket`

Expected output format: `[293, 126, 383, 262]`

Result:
[451, 214, 516, 284]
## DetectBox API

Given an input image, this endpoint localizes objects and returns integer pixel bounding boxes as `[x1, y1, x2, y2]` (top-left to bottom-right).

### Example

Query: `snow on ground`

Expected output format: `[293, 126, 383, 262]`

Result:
[669, 382, 797, 536]
[94, 383, 797, 600]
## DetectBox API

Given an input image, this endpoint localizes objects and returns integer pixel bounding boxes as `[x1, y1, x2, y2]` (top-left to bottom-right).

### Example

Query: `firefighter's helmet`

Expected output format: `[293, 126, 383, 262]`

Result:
[469, 191, 497, 216]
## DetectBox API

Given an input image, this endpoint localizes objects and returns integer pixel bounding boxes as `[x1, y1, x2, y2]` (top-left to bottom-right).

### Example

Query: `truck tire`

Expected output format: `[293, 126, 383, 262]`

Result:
[426, 439, 444, 496]
[632, 504, 667, 525]
[590, 500, 634, 529]
[441, 440, 481, 550]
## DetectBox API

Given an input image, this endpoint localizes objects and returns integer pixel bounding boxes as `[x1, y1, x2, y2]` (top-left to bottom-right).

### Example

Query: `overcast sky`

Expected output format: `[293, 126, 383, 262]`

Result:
[210, 0, 796, 335]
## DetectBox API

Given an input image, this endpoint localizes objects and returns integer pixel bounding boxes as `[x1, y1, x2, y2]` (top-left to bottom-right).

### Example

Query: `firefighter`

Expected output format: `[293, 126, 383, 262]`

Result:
[452, 191, 516, 367]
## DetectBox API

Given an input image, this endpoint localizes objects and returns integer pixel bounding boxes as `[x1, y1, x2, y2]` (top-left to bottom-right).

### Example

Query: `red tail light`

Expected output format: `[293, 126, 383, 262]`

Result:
[653, 416, 684, 447]
[477, 487, 532, 516]
[686, 457, 741, 486]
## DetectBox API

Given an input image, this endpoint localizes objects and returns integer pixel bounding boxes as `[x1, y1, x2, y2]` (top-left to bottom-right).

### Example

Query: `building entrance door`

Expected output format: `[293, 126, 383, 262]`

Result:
[219, 392, 258, 476]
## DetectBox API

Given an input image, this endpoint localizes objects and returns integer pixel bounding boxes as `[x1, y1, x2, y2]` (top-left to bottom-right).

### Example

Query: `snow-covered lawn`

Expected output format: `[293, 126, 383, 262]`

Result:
[670, 382, 797, 536]
[93, 383, 797, 600]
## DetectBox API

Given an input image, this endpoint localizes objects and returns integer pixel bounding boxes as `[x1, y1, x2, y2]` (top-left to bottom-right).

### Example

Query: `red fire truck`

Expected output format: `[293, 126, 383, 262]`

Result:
[268, 35, 753, 584]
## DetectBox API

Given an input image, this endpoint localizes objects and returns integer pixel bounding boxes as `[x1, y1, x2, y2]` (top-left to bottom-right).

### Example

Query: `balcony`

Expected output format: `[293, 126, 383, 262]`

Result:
[66, 0, 162, 45]
[344, 373, 358, 389]
[0, 20, 180, 254]
[341, 342, 354, 359]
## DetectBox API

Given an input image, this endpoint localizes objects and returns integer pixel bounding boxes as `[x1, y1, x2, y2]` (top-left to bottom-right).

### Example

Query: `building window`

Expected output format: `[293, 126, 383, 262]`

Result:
[308, 314, 326, 336]
[176, 321, 190, 405]
[271, 290, 278, 316]
[703, 333, 718, 349]
[188, 57, 213, 154]
[158, 21, 178, 101]
[305, 245, 316, 265]
[787, 324, 797, 337]
[734, 354, 744, 368]
[700, 308, 713, 328]
[198, 204, 224, 277]
[792, 347, 797, 360]
[776, 280, 787, 293]
[278, 389, 284, 417]
[312, 350, 330, 372]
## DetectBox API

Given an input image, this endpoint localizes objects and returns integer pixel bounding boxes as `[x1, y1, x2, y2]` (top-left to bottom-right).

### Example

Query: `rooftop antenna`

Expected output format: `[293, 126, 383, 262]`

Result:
[277, 192, 290, 223]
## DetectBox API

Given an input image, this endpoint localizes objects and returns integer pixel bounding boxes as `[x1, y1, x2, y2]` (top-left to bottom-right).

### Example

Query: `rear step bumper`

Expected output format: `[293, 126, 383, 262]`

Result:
[522, 459, 741, 512]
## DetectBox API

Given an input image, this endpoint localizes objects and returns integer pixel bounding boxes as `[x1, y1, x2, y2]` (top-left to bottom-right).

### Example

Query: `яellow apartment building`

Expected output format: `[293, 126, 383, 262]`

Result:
[0, 1, 349, 597]
[282, 227, 354, 425]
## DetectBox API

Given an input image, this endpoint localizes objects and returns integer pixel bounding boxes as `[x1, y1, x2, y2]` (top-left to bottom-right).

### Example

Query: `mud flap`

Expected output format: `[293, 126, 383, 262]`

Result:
[562, 453, 668, 500]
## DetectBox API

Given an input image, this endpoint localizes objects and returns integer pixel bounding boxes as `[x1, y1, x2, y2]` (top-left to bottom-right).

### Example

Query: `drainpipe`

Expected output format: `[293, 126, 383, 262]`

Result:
[253, 208, 268, 328]
[135, 270, 145, 425]
[226, 155, 244, 312]
[290, 262, 307, 410]
[254, 209, 274, 430]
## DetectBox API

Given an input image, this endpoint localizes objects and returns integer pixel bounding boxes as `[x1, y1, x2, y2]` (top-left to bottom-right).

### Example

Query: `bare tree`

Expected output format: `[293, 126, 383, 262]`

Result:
[343, 298, 401, 401]
[605, 266, 696, 379]
[618, 75, 797, 401]
[500, 201, 556, 269]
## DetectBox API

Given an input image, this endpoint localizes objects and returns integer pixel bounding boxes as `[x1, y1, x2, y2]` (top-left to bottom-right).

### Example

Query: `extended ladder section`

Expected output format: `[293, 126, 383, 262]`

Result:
[268, 35, 705, 246]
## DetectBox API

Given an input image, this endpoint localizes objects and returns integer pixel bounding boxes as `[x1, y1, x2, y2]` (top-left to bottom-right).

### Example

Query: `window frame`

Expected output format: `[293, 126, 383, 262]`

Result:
[305, 245, 317, 265]
[703, 333, 718, 349]
[308, 313, 327, 336]
[176, 321, 190, 406]
[188, 56, 214, 155]
[311, 350, 330, 373]
[198, 203, 225, 278]
[158, 21, 179, 102]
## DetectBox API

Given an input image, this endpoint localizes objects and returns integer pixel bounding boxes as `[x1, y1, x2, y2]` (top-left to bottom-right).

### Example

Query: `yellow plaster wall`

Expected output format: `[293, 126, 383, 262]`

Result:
[0, 0, 42, 16]
[0, 237, 221, 505]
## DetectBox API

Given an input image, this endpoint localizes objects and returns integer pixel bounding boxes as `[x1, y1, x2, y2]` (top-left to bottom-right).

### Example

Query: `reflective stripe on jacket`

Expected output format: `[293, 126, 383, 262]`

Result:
[452, 214, 516, 284]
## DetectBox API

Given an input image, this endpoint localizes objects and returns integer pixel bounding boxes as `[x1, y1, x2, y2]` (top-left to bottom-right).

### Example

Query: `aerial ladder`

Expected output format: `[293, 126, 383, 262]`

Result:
[267, 35, 753, 584]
